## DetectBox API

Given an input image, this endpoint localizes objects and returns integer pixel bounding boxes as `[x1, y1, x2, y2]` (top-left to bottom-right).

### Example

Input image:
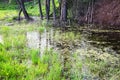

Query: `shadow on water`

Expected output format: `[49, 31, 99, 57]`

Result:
[88, 31, 120, 54]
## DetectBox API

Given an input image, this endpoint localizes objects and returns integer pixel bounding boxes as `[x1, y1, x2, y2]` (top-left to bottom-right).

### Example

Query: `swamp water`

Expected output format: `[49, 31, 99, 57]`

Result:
[26, 27, 120, 80]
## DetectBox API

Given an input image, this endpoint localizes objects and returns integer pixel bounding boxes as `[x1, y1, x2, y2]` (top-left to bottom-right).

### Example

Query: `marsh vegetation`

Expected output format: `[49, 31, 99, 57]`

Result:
[0, 0, 120, 80]
[0, 20, 120, 80]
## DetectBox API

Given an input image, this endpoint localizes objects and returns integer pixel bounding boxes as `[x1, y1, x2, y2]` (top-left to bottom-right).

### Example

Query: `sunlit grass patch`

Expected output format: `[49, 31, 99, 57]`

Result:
[0, 10, 18, 21]
[0, 62, 26, 80]
[0, 43, 26, 80]
[4, 34, 26, 50]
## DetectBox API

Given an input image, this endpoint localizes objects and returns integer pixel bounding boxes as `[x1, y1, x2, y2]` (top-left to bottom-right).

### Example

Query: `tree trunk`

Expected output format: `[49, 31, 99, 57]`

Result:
[52, 0, 56, 21]
[45, 0, 50, 21]
[18, 0, 31, 21]
[18, 8, 22, 20]
[38, 0, 43, 20]
[60, 0, 67, 21]
[72, 0, 77, 19]
[58, 0, 61, 17]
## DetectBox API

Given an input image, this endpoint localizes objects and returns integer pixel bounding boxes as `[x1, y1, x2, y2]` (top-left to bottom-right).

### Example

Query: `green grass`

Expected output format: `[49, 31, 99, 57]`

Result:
[0, 20, 63, 80]
[30, 49, 40, 64]
[0, 10, 18, 21]
[38, 27, 45, 33]
[42, 49, 63, 80]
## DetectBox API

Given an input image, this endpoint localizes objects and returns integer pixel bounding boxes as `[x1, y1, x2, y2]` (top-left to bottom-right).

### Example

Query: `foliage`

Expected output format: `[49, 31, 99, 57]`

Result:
[38, 26, 45, 33]
[42, 49, 62, 80]
[0, 22, 63, 80]
[0, 43, 26, 80]
[0, 0, 60, 21]
[71, 48, 120, 80]
[30, 49, 40, 64]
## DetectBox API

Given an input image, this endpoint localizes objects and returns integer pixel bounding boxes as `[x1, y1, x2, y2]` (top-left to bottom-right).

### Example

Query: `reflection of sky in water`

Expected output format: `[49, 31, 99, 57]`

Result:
[27, 28, 54, 57]
[40, 29, 47, 57]
[0, 35, 3, 44]
[27, 32, 40, 49]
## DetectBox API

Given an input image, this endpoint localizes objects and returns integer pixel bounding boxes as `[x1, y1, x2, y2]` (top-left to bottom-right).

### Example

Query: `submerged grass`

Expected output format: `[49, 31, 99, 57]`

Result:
[52, 29, 120, 79]
[70, 47, 120, 80]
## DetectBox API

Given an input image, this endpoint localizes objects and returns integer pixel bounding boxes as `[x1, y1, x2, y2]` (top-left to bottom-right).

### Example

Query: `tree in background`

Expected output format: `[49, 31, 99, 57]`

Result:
[52, 0, 56, 21]
[60, 0, 67, 21]
[38, 0, 43, 20]
[45, 0, 50, 21]
[16, 0, 32, 21]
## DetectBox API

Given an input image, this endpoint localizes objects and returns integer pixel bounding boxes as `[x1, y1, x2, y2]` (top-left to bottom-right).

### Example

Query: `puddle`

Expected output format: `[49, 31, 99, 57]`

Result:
[26, 32, 40, 49]
[26, 28, 56, 57]
[40, 29, 51, 56]
[5, 22, 14, 26]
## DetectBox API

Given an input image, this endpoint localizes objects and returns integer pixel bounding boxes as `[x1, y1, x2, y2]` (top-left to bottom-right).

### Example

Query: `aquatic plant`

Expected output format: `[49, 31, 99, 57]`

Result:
[42, 49, 63, 80]
[38, 27, 45, 33]
[0, 26, 10, 37]
[72, 48, 120, 80]
[30, 49, 40, 65]
[0, 43, 26, 80]
[4, 34, 26, 50]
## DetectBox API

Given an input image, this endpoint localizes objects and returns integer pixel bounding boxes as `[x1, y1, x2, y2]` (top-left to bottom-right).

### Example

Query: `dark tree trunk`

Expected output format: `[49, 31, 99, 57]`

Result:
[45, 0, 50, 21]
[18, 8, 22, 20]
[75, 0, 81, 20]
[72, 0, 77, 19]
[17, 0, 31, 21]
[38, 0, 43, 20]
[58, 0, 61, 17]
[60, 0, 67, 21]
[52, 0, 56, 21]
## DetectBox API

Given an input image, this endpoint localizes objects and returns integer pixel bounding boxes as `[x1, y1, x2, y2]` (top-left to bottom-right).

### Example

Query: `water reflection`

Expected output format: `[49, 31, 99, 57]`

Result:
[26, 32, 40, 49]
[26, 28, 56, 57]
[0, 35, 3, 44]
